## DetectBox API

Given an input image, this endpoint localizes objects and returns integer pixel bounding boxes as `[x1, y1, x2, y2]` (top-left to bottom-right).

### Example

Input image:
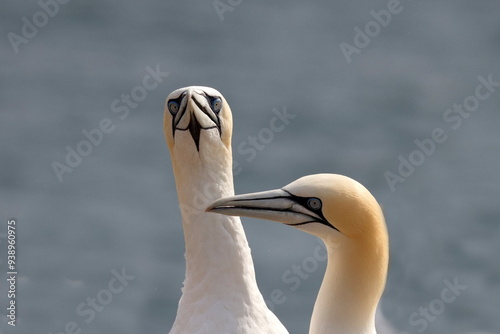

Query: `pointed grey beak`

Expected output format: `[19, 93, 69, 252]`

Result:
[170, 90, 222, 151]
[206, 189, 336, 230]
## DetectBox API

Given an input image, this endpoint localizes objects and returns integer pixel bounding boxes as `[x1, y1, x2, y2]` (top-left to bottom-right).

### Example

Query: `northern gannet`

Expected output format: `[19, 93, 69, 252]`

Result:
[164, 86, 288, 334]
[207, 174, 389, 334]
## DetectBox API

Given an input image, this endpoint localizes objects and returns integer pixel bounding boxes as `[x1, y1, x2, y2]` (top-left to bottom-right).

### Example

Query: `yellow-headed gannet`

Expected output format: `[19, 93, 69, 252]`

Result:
[207, 174, 389, 334]
[164, 86, 288, 334]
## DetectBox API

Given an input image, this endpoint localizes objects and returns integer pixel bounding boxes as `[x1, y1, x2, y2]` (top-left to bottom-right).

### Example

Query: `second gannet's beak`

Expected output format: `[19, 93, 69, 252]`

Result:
[206, 188, 338, 231]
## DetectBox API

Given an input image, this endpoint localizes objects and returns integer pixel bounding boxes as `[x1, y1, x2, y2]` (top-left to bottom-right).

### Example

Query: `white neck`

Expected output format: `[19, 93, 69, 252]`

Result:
[176, 159, 256, 297]
[310, 236, 388, 334]
[169, 136, 287, 333]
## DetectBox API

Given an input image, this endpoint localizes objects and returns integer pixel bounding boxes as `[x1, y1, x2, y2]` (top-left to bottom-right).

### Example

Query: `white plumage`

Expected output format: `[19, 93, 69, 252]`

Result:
[208, 174, 390, 334]
[164, 86, 288, 334]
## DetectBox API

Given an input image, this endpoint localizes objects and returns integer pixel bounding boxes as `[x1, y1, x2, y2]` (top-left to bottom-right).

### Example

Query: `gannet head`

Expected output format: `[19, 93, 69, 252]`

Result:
[164, 86, 232, 154]
[206, 174, 386, 244]
[165, 86, 235, 212]
[207, 174, 388, 333]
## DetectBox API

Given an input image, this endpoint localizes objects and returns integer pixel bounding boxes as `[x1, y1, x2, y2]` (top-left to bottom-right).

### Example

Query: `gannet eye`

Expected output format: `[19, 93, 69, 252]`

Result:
[307, 198, 322, 210]
[168, 100, 180, 114]
[211, 97, 222, 113]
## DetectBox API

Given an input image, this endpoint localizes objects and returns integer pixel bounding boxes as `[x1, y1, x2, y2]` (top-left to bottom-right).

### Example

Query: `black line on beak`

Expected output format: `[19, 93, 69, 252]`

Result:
[188, 114, 202, 151]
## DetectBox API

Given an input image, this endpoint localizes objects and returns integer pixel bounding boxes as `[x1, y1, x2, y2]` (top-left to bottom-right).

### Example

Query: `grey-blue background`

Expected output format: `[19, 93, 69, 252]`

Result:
[1, 1, 499, 333]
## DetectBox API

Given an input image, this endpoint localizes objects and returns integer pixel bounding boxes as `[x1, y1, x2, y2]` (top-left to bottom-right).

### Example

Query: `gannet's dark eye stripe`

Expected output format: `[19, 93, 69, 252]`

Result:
[287, 218, 339, 232]
[169, 93, 188, 138]
[282, 190, 339, 232]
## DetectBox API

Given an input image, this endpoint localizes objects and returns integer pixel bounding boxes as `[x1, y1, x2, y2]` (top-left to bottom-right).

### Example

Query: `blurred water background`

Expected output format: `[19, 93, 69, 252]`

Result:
[1, 1, 499, 333]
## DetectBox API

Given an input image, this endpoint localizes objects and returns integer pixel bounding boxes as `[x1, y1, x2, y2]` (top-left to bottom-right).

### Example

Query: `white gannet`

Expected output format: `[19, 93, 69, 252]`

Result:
[164, 86, 288, 334]
[207, 174, 389, 334]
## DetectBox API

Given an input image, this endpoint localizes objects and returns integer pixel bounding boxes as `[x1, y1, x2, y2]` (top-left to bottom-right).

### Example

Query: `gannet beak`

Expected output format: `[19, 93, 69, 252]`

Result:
[206, 189, 338, 231]
[168, 89, 222, 151]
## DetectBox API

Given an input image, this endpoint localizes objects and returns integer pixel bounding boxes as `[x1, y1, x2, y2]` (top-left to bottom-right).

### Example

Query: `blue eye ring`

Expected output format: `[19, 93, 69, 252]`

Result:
[307, 198, 322, 210]
[168, 100, 179, 114]
[211, 97, 222, 113]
